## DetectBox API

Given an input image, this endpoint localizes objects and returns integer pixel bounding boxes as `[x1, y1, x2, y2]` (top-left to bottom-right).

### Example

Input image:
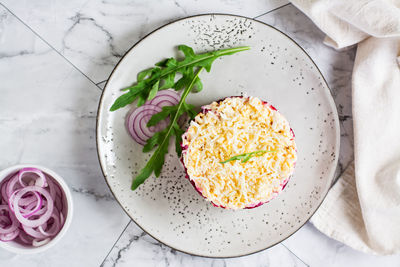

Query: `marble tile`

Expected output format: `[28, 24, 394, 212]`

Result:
[282, 223, 400, 267]
[101, 221, 307, 267]
[257, 4, 356, 179]
[0, 6, 129, 266]
[1, 0, 288, 83]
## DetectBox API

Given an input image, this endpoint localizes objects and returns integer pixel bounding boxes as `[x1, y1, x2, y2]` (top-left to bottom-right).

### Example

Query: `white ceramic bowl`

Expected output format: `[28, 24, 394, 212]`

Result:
[0, 164, 73, 254]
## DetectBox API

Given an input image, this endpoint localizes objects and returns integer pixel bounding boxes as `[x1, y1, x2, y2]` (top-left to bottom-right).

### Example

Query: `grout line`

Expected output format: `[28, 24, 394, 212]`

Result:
[253, 3, 292, 19]
[281, 243, 310, 267]
[96, 79, 108, 86]
[100, 220, 132, 267]
[0, 3, 103, 92]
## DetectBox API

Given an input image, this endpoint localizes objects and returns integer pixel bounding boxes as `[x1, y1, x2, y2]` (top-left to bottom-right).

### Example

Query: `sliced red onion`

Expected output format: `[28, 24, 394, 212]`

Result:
[0, 168, 67, 246]
[125, 90, 180, 145]
[18, 192, 41, 206]
[126, 104, 169, 145]
[17, 230, 34, 245]
[60, 212, 65, 226]
[21, 224, 47, 239]
[46, 176, 57, 201]
[18, 168, 47, 188]
[38, 210, 60, 237]
[20, 203, 38, 218]
[0, 228, 20, 242]
[13, 186, 54, 228]
[54, 183, 62, 197]
[21, 197, 43, 218]
[0, 205, 19, 234]
[150, 99, 176, 108]
[8, 189, 43, 218]
[149, 90, 180, 106]
[32, 238, 51, 247]
[0, 215, 10, 226]
[55, 195, 63, 213]
[7, 190, 17, 212]
[31, 200, 48, 217]
[0, 178, 10, 204]
[6, 174, 21, 200]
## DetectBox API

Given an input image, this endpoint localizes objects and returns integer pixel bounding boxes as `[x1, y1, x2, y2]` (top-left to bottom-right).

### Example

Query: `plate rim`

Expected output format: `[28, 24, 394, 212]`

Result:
[95, 13, 340, 258]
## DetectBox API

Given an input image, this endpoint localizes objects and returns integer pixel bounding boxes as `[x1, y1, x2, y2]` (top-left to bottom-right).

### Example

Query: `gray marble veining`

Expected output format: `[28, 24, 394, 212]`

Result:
[0, 6, 129, 267]
[1, 0, 288, 83]
[101, 221, 307, 267]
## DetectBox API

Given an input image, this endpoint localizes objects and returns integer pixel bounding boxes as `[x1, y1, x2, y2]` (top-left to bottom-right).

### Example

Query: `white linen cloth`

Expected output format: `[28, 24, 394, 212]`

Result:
[289, 0, 400, 255]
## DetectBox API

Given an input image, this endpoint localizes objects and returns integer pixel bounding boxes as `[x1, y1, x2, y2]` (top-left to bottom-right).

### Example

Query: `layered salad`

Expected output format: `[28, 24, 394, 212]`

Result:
[181, 96, 297, 209]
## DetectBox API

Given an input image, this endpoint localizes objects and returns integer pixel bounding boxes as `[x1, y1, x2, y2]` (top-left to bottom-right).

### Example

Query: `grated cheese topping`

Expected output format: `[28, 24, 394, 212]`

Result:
[181, 96, 297, 209]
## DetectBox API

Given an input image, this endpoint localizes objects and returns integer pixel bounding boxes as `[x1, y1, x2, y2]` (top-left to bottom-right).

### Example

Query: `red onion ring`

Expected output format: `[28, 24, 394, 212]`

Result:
[60, 212, 65, 226]
[0, 228, 20, 242]
[17, 230, 34, 244]
[8, 189, 43, 218]
[0, 205, 19, 234]
[38, 210, 60, 237]
[53, 181, 63, 200]
[150, 99, 177, 108]
[46, 176, 57, 202]
[13, 186, 54, 228]
[55, 195, 63, 213]
[126, 104, 169, 145]
[18, 168, 47, 188]
[21, 224, 47, 239]
[6, 175, 21, 200]
[21, 197, 43, 218]
[125, 90, 180, 145]
[0, 215, 10, 226]
[0, 177, 10, 204]
[0, 168, 67, 246]
[31, 200, 48, 216]
[18, 192, 40, 206]
[149, 90, 180, 106]
[32, 238, 51, 247]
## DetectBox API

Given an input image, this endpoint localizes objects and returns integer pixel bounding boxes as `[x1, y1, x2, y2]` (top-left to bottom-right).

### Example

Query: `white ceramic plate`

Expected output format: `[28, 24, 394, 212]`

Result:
[96, 14, 339, 258]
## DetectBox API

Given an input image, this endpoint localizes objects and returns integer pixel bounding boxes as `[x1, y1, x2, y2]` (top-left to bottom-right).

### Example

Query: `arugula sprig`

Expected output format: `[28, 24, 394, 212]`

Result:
[111, 45, 250, 190]
[143, 101, 197, 157]
[131, 67, 204, 190]
[220, 150, 277, 164]
[109, 45, 250, 111]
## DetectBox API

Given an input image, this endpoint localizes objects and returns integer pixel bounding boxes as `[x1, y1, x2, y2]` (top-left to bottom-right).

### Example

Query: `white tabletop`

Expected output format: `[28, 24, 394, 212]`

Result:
[0, 1, 399, 266]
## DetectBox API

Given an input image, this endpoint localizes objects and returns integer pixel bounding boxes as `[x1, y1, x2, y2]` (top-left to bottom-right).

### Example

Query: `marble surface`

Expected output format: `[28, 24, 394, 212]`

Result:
[0, 0, 399, 266]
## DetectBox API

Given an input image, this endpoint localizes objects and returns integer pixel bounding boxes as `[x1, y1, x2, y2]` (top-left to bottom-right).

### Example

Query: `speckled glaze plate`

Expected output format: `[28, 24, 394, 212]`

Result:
[96, 14, 339, 258]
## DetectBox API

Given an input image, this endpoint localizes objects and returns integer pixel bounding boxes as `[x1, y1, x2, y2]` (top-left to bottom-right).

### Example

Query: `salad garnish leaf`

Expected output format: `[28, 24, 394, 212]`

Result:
[220, 150, 277, 164]
[111, 45, 250, 190]
[109, 45, 250, 111]
[131, 68, 204, 190]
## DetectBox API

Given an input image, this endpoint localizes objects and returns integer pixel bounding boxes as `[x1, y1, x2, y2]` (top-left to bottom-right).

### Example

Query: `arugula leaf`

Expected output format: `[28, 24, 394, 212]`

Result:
[110, 45, 250, 111]
[137, 68, 153, 81]
[131, 68, 204, 190]
[220, 150, 277, 164]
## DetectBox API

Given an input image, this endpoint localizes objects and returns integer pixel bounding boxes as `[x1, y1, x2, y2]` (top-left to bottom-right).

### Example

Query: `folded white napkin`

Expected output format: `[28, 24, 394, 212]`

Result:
[289, 0, 400, 255]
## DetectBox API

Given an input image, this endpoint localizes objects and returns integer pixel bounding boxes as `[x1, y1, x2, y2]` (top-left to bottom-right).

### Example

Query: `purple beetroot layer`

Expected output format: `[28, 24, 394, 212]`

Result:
[180, 96, 296, 209]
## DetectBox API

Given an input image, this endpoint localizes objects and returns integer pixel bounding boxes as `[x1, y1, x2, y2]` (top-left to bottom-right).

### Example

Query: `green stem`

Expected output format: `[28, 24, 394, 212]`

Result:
[131, 67, 204, 190]
[161, 46, 249, 77]
[124, 46, 249, 92]
[220, 150, 277, 164]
